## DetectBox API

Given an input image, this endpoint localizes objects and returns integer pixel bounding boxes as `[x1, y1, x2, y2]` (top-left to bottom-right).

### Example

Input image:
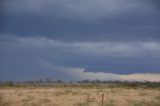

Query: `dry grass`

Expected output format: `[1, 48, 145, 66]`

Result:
[0, 86, 160, 106]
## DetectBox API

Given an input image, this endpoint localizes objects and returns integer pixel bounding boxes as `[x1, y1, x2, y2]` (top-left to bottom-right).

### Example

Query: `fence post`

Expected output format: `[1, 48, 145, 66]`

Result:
[101, 94, 104, 106]
[87, 94, 89, 106]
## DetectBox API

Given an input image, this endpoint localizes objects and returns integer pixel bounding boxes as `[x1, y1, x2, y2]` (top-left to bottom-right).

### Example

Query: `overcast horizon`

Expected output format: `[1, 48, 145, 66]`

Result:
[0, 0, 160, 82]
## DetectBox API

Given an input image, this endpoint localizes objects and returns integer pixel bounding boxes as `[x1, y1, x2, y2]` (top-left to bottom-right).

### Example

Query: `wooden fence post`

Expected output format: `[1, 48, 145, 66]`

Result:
[87, 94, 89, 106]
[101, 94, 104, 106]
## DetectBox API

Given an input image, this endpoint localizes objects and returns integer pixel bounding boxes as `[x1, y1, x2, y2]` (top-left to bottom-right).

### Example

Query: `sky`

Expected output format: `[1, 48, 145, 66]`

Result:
[0, 0, 160, 82]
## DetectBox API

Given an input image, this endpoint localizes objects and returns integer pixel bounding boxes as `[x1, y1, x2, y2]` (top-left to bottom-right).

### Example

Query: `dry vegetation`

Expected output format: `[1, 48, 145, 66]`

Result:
[0, 84, 160, 106]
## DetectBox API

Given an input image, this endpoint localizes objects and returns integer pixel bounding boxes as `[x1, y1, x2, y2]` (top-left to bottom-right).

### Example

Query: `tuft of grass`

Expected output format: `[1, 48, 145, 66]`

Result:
[155, 95, 160, 100]
[132, 100, 160, 106]
[40, 98, 52, 103]
[138, 92, 148, 96]
[0, 102, 10, 106]
[103, 99, 115, 106]
[0, 98, 10, 106]
[64, 89, 73, 94]
[74, 102, 88, 106]
[30, 103, 40, 106]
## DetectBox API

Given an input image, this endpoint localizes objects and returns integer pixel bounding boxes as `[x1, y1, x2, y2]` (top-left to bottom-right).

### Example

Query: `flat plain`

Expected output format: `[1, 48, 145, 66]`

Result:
[0, 84, 160, 106]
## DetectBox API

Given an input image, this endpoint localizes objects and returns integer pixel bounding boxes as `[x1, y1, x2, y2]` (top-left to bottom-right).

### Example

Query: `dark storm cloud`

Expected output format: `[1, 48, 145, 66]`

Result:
[0, 0, 159, 41]
[1, 36, 160, 72]
[0, 0, 160, 81]
[0, 36, 160, 81]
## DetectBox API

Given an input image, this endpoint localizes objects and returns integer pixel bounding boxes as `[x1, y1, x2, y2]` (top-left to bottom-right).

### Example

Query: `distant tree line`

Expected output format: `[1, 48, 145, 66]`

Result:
[0, 78, 160, 88]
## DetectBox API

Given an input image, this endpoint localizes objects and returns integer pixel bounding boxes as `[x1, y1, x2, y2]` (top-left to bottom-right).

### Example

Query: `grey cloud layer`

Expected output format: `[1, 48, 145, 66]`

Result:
[3, 0, 150, 20]
[0, 36, 160, 77]
[1, 0, 159, 41]
[2, 36, 160, 57]
[0, 0, 160, 81]
[40, 60, 160, 82]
